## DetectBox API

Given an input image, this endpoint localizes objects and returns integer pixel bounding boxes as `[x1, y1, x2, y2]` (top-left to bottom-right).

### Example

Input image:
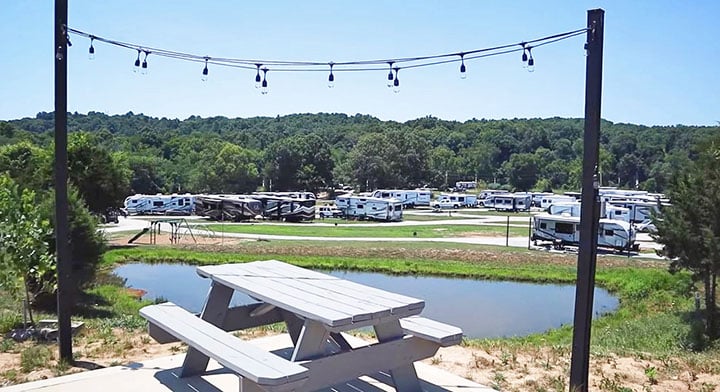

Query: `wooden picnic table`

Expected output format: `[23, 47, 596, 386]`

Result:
[141, 260, 462, 392]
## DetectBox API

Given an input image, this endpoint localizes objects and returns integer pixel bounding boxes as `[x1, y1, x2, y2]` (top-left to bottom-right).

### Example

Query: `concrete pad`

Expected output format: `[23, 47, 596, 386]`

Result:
[1, 334, 494, 392]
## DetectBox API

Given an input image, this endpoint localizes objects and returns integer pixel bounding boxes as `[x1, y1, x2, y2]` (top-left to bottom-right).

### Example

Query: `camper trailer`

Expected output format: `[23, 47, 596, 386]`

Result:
[335, 195, 403, 221]
[251, 194, 316, 221]
[606, 200, 662, 224]
[478, 190, 509, 207]
[492, 193, 532, 212]
[437, 193, 478, 208]
[123, 194, 195, 215]
[193, 194, 264, 221]
[540, 195, 577, 210]
[547, 202, 631, 223]
[531, 214, 638, 252]
[370, 189, 431, 208]
[455, 181, 477, 191]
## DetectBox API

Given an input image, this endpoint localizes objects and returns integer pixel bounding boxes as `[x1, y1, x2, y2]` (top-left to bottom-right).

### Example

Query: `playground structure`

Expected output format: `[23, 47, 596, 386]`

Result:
[128, 218, 214, 244]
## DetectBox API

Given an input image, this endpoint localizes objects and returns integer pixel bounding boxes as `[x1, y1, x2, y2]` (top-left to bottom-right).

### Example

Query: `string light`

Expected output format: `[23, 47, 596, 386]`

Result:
[88, 36, 95, 60]
[133, 49, 141, 72]
[261, 67, 269, 95]
[66, 25, 588, 89]
[327, 62, 335, 88]
[254, 64, 262, 88]
[202, 57, 209, 81]
[392, 67, 400, 93]
[387, 62, 395, 87]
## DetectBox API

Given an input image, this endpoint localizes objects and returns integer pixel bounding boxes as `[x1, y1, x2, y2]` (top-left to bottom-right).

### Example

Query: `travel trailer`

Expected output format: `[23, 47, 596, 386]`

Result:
[370, 189, 431, 208]
[606, 200, 662, 224]
[251, 194, 316, 222]
[548, 202, 631, 223]
[454, 181, 477, 191]
[531, 214, 638, 252]
[540, 195, 577, 210]
[335, 195, 403, 221]
[492, 193, 532, 212]
[193, 194, 263, 221]
[478, 190, 509, 206]
[437, 193, 478, 208]
[123, 193, 195, 215]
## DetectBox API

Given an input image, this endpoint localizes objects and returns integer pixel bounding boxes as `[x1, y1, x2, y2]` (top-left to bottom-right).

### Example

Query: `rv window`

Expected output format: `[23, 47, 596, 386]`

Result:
[604, 229, 614, 236]
[131, 200, 137, 203]
[358, 205, 364, 209]
[178, 199, 184, 206]
[458, 197, 465, 202]
[540, 222, 547, 229]
[153, 201, 163, 207]
[555, 222, 574, 234]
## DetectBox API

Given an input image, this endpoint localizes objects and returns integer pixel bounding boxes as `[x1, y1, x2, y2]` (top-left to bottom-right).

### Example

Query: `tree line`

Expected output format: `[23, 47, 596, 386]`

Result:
[1, 112, 718, 213]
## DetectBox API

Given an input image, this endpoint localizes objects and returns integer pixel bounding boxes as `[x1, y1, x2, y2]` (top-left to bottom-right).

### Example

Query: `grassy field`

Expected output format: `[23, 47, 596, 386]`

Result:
[198, 222, 529, 237]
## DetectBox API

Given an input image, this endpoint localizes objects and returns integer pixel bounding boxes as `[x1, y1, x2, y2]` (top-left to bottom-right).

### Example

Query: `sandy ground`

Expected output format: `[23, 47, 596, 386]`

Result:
[2, 330, 718, 392]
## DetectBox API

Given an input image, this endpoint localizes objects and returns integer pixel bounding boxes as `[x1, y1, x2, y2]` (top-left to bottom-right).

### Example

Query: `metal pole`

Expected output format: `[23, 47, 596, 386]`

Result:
[505, 215, 510, 247]
[54, 0, 73, 362]
[569, 9, 604, 392]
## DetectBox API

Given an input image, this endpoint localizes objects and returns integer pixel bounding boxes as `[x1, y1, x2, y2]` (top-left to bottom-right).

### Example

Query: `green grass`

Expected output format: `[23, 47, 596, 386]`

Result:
[199, 222, 529, 237]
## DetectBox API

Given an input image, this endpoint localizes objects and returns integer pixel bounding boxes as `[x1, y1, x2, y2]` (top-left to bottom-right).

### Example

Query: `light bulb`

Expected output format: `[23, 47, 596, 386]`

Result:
[393, 72, 400, 93]
[460, 61, 467, 79]
[527, 56, 535, 72]
[202, 59, 209, 82]
[387, 62, 394, 87]
[328, 72, 335, 88]
[133, 50, 140, 73]
[141, 60, 148, 75]
[88, 39, 95, 60]
[261, 68, 269, 94]
[255, 64, 262, 89]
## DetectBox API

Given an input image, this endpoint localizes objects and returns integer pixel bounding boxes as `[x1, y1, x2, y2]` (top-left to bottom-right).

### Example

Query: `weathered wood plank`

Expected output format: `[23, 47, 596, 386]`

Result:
[400, 316, 463, 347]
[374, 320, 422, 392]
[139, 302, 308, 388]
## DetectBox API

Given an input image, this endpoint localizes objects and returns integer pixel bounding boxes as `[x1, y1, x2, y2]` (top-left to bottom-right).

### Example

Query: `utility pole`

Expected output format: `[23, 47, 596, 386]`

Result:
[569, 9, 604, 392]
[54, 0, 73, 362]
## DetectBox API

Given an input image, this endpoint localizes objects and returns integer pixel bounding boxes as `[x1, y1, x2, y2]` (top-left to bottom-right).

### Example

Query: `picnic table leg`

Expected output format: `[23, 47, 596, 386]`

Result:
[180, 282, 233, 377]
[374, 321, 422, 392]
[281, 310, 304, 346]
[291, 319, 329, 361]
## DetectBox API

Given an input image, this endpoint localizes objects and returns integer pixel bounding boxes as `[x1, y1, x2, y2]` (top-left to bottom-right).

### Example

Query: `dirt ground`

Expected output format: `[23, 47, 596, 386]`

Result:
[2, 330, 718, 391]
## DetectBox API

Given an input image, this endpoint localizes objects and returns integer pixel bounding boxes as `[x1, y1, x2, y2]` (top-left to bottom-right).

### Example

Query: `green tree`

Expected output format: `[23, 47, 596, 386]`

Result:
[503, 153, 538, 191]
[0, 141, 51, 190]
[653, 140, 720, 340]
[67, 132, 131, 212]
[195, 142, 261, 193]
[0, 175, 55, 325]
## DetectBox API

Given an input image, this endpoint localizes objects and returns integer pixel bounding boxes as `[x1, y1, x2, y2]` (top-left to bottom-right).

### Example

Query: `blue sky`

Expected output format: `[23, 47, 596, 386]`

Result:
[1, 1, 718, 126]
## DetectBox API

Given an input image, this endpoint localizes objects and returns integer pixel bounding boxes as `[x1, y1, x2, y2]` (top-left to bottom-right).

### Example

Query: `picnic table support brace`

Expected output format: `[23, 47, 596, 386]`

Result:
[374, 321, 422, 392]
[291, 320, 330, 361]
[181, 282, 233, 377]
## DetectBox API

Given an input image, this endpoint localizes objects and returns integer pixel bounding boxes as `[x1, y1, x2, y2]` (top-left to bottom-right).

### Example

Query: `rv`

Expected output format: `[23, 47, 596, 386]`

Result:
[370, 189, 431, 208]
[478, 189, 509, 206]
[492, 193, 532, 212]
[455, 181, 477, 191]
[606, 200, 663, 224]
[123, 193, 195, 215]
[540, 195, 577, 210]
[335, 195, 403, 221]
[194, 194, 264, 221]
[530, 192, 554, 207]
[437, 193, 478, 208]
[251, 194, 316, 222]
[548, 201, 631, 223]
[531, 214, 638, 252]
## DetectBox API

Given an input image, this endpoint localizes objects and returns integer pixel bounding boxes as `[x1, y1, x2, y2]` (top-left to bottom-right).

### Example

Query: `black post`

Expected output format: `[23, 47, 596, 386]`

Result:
[569, 9, 604, 392]
[528, 216, 532, 250]
[54, 0, 73, 362]
[505, 215, 510, 247]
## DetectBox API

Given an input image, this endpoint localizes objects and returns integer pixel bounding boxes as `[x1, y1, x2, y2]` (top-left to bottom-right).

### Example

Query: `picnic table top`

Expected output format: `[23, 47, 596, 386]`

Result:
[197, 260, 425, 328]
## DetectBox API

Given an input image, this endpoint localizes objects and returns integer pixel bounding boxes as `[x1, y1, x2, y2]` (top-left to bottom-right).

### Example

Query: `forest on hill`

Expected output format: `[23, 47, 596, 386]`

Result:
[0, 111, 717, 212]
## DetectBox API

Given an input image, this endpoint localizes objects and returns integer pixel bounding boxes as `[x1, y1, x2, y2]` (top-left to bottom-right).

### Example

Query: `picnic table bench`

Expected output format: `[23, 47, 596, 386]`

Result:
[140, 260, 463, 392]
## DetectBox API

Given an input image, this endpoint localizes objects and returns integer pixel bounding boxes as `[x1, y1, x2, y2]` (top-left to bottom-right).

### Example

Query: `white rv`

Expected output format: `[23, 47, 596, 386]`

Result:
[531, 214, 638, 252]
[370, 189, 431, 208]
[492, 193, 532, 212]
[478, 190, 509, 206]
[335, 195, 403, 221]
[548, 201, 631, 223]
[123, 193, 195, 215]
[437, 193, 478, 208]
[194, 194, 264, 221]
[606, 200, 662, 224]
[540, 195, 577, 210]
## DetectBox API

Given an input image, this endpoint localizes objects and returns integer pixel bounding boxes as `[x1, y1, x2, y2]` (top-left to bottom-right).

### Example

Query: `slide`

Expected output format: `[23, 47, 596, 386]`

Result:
[128, 227, 150, 244]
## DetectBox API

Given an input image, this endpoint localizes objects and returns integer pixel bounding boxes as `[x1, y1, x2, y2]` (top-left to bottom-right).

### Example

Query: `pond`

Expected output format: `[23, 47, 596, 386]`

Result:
[113, 263, 619, 339]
